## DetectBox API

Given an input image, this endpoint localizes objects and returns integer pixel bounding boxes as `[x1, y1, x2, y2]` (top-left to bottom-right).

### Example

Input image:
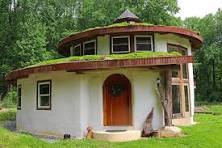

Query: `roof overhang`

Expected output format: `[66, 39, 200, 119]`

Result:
[6, 56, 193, 82]
[58, 25, 203, 56]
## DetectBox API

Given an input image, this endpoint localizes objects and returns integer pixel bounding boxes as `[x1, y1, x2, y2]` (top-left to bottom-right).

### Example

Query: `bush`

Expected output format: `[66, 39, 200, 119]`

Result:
[0, 88, 17, 108]
[0, 109, 16, 121]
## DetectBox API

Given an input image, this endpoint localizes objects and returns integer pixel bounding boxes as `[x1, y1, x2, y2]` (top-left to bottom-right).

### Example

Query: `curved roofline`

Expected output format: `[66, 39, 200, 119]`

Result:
[58, 25, 203, 56]
[6, 56, 193, 82]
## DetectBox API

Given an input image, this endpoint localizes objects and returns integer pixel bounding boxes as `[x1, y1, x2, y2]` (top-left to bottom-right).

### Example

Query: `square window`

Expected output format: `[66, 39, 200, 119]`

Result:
[112, 37, 130, 53]
[135, 36, 153, 51]
[37, 80, 51, 110]
[83, 40, 96, 55]
[70, 44, 81, 56]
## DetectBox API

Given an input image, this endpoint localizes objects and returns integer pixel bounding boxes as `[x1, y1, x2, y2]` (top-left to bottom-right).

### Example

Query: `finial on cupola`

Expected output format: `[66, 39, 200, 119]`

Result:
[114, 9, 142, 23]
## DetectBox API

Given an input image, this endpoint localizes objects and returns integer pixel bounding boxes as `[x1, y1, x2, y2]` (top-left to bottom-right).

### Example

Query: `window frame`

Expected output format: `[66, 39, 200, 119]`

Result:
[17, 85, 21, 110]
[111, 36, 130, 53]
[134, 35, 153, 52]
[70, 44, 81, 56]
[37, 80, 52, 110]
[83, 40, 97, 55]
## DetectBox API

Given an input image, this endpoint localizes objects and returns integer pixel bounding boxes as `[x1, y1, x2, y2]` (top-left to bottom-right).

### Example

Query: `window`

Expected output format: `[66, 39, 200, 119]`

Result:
[172, 85, 181, 114]
[135, 36, 153, 51]
[184, 85, 190, 112]
[112, 36, 130, 53]
[83, 40, 96, 55]
[167, 44, 187, 55]
[70, 44, 81, 56]
[182, 64, 188, 79]
[17, 85, 21, 110]
[167, 44, 188, 78]
[37, 80, 51, 110]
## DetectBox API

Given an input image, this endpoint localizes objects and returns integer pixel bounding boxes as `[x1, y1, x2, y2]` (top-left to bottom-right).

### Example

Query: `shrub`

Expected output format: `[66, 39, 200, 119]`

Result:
[0, 88, 17, 108]
[0, 109, 16, 121]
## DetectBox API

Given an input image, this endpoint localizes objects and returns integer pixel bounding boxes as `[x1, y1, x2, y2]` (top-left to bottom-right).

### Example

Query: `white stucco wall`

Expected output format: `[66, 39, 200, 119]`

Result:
[17, 71, 83, 137]
[97, 35, 110, 55]
[154, 33, 191, 52]
[17, 33, 196, 138]
[17, 69, 163, 138]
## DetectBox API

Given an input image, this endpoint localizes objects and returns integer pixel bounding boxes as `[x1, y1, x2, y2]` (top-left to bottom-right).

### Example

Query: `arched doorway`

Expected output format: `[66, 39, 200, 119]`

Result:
[103, 74, 132, 126]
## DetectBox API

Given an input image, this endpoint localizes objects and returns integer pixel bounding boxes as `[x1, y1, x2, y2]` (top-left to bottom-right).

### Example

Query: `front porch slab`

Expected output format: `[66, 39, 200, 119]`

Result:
[93, 130, 141, 142]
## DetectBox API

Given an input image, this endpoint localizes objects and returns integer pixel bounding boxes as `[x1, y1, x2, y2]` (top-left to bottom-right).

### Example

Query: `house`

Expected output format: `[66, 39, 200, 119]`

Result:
[6, 10, 203, 140]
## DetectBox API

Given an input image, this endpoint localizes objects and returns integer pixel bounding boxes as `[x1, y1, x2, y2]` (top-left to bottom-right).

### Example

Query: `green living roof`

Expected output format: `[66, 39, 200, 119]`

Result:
[28, 51, 181, 68]
[62, 22, 154, 40]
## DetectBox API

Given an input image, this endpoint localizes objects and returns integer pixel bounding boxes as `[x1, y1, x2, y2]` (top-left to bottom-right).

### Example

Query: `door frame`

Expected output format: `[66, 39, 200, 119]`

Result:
[103, 74, 132, 126]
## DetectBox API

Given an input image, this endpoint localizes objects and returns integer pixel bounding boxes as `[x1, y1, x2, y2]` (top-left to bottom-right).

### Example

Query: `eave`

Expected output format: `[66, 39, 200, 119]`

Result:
[6, 56, 193, 82]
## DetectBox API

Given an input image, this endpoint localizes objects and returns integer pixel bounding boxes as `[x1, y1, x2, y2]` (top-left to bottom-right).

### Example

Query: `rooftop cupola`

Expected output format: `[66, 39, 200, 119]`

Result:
[114, 9, 141, 23]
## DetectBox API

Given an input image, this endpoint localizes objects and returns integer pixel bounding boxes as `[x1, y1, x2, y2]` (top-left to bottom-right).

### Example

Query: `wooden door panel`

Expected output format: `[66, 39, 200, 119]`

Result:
[103, 74, 132, 126]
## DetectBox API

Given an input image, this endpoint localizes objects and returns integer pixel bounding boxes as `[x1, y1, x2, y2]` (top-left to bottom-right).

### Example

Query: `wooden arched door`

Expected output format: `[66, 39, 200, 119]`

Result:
[103, 74, 132, 126]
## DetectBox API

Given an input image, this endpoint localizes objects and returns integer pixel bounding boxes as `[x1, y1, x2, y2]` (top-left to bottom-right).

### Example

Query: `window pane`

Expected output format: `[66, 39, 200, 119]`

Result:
[18, 87, 21, 97]
[113, 45, 129, 52]
[40, 96, 50, 106]
[184, 85, 189, 112]
[136, 44, 152, 51]
[136, 37, 152, 51]
[136, 37, 151, 44]
[18, 97, 21, 107]
[17, 87, 21, 108]
[84, 41, 95, 55]
[74, 45, 81, 56]
[172, 70, 179, 77]
[40, 84, 50, 94]
[113, 37, 129, 52]
[172, 85, 181, 114]
[113, 37, 128, 45]
[183, 64, 188, 79]
[167, 44, 187, 55]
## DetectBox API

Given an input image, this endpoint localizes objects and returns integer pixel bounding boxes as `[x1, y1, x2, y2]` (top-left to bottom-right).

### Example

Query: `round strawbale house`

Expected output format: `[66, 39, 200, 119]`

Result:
[6, 10, 202, 139]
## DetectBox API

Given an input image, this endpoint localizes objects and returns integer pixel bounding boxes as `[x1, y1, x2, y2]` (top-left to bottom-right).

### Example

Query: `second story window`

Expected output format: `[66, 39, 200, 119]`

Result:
[70, 44, 81, 56]
[83, 40, 96, 55]
[135, 36, 153, 51]
[167, 44, 188, 79]
[112, 36, 130, 53]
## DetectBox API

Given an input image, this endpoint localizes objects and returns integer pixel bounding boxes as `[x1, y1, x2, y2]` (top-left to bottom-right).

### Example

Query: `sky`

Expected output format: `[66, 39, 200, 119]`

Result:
[177, 0, 222, 19]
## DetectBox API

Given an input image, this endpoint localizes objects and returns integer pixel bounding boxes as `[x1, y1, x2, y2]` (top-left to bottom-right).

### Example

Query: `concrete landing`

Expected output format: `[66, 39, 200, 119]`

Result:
[93, 130, 141, 142]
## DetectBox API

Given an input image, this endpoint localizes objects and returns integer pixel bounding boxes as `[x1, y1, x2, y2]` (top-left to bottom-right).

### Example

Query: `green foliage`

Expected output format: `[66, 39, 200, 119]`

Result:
[0, 109, 16, 121]
[184, 10, 222, 102]
[1, 105, 222, 147]
[0, 88, 17, 108]
[77, 0, 181, 31]
[29, 51, 181, 67]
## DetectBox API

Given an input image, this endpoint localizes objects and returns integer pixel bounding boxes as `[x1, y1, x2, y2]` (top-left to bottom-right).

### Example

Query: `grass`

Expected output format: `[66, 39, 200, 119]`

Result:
[62, 21, 154, 39]
[1, 104, 222, 147]
[27, 51, 181, 68]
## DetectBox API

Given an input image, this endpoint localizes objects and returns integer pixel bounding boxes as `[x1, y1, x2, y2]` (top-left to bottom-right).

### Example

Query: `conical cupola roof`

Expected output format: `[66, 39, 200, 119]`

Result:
[114, 9, 141, 23]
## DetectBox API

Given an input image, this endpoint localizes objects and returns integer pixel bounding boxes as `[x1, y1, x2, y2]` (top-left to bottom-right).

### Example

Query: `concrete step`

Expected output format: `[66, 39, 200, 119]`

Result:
[93, 130, 141, 142]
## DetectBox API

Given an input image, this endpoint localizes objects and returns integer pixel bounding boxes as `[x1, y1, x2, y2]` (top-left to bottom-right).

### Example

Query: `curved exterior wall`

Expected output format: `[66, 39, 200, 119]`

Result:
[17, 69, 163, 138]
[16, 33, 195, 137]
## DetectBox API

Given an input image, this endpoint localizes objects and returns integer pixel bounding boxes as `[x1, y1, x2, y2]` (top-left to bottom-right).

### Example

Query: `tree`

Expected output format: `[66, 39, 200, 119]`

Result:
[184, 10, 222, 102]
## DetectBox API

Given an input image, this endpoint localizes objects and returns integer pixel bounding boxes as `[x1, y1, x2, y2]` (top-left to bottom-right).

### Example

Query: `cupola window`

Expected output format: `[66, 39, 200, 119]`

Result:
[135, 35, 153, 51]
[83, 40, 96, 55]
[70, 44, 81, 56]
[112, 36, 130, 53]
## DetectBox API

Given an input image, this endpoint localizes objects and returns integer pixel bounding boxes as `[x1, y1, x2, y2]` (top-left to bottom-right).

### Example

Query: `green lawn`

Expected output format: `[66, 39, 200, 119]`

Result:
[1, 105, 222, 148]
